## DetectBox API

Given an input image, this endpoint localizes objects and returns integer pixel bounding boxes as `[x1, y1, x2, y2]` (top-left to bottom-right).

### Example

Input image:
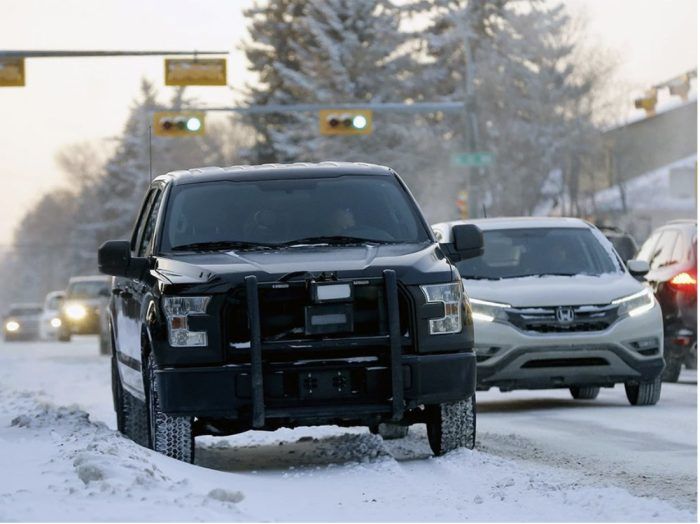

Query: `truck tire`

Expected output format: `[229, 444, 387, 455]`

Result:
[425, 395, 476, 456]
[123, 389, 150, 447]
[111, 355, 126, 433]
[569, 386, 600, 399]
[147, 354, 194, 463]
[371, 422, 409, 440]
[99, 333, 111, 355]
[625, 377, 662, 406]
[661, 357, 682, 383]
[58, 329, 71, 342]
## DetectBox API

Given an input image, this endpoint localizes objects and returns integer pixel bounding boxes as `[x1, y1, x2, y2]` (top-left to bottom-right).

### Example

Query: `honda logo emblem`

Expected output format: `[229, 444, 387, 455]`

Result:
[556, 306, 575, 323]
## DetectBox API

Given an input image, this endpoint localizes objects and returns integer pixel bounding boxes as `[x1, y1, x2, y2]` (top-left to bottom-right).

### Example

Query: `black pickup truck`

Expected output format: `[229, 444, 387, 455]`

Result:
[98, 162, 483, 463]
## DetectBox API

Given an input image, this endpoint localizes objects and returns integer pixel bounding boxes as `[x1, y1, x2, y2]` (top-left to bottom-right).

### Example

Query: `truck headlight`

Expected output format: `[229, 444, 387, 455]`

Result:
[469, 297, 510, 322]
[50, 317, 62, 328]
[612, 287, 655, 318]
[162, 296, 210, 347]
[65, 303, 87, 321]
[5, 320, 20, 332]
[421, 282, 463, 335]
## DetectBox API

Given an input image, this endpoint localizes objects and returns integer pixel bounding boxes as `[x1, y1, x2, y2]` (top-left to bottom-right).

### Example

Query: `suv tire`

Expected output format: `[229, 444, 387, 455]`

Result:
[425, 395, 476, 456]
[147, 354, 194, 463]
[569, 386, 600, 399]
[661, 357, 682, 383]
[371, 422, 409, 440]
[625, 377, 662, 406]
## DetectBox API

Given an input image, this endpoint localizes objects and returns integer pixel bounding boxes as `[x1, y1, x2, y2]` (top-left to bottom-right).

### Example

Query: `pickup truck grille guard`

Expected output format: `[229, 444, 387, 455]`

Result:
[244, 269, 405, 428]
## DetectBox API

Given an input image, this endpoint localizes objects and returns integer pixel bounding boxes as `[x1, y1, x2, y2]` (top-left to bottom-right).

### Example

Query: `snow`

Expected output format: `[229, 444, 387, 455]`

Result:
[594, 154, 697, 212]
[0, 337, 695, 522]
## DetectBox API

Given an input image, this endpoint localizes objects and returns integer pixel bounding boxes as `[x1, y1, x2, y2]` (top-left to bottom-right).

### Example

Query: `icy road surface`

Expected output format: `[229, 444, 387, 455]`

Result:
[0, 337, 696, 522]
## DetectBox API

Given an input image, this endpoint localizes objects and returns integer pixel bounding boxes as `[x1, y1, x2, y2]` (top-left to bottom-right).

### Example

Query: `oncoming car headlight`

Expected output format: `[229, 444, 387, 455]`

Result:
[612, 287, 655, 318]
[469, 298, 510, 322]
[421, 282, 463, 335]
[50, 317, 62, 328]
[162, 296, 211, 347]
[65, 303, 87, 321]
[5, 320, 20, 332]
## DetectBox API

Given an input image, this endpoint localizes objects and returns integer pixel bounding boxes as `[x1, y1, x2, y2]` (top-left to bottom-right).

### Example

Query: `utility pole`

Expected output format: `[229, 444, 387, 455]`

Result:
[461, 7, 481, 219]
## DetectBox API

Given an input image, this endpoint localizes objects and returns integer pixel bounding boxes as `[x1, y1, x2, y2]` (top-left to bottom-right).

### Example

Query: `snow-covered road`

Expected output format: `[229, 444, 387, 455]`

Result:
[0, 337, 696, 522]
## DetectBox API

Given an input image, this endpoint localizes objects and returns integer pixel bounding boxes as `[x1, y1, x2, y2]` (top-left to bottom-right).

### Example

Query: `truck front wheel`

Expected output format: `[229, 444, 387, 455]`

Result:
[425, 395, 476, 456]
[147, 354, 194, 463]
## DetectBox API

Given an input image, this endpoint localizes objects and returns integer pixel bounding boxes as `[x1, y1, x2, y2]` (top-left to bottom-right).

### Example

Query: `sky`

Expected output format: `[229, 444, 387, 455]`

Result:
[0, 0, 697, 244]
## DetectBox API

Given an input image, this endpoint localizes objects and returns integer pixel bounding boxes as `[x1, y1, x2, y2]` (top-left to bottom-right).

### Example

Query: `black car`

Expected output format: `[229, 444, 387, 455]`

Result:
[597, 225, 639, 262]
[636, 219, 697, 381]
[98, 162, 483, 463]
[3, 303, 43, 341]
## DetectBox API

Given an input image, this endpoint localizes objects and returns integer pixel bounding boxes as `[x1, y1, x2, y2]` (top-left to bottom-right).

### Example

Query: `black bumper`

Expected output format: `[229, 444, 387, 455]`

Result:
[156, 351, 476, 422]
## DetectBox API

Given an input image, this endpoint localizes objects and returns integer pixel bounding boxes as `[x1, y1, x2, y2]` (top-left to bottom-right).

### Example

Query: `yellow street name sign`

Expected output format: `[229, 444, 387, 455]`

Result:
[0, 58, 25, 87]
[164, 58, 226, 86]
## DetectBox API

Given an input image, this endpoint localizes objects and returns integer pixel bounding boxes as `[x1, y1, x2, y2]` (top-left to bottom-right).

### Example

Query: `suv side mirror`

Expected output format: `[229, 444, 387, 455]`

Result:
[98, 240, 149, 279]
[440, 224, 484, 262]
[627, 259, 650, 279]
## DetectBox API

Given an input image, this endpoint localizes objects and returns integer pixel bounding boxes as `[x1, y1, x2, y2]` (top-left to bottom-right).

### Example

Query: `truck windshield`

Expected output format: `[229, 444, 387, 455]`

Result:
[160, 175, 430, 251]
[457, 227, 621, 280]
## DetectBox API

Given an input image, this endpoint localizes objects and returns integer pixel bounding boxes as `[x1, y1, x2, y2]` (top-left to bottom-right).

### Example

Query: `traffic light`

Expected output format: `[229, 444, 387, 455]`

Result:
[633, 89, 657, 116]
[153, 111, 205, 137]
[319, 109, 372, 136]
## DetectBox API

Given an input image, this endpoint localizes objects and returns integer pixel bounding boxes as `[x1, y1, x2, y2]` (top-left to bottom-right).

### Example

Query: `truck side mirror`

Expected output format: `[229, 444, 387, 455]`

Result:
[627, 259, 650, 280]
[98, 240, 149, 280]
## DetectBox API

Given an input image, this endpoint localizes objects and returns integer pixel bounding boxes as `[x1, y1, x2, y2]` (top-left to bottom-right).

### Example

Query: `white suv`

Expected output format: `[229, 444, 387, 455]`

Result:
[432, 217, 665, 406]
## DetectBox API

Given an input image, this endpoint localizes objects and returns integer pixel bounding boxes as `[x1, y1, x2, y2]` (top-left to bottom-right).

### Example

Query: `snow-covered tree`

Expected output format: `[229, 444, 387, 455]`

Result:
[240, 0, 441, 207]
[413, 0, 611, 216]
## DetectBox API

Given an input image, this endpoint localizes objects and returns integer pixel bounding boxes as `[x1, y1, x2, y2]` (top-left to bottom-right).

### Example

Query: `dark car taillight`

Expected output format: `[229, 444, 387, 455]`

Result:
[669, 271, 697, 292]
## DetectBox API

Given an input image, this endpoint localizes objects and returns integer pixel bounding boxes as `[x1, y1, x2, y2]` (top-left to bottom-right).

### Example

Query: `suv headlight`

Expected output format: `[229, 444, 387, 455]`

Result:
[162, 296, 211, 347]
[421, 282, 463, 335]
[469, 297, 510, 322]
[612, 288, 655, 318]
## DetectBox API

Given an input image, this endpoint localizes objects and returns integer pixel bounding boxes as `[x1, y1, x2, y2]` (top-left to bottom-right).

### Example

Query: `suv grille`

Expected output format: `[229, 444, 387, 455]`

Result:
[506, 304, 619, 333]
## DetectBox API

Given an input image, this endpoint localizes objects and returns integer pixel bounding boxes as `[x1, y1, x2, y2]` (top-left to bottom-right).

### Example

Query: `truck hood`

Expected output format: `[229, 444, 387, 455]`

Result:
[463, 273, 643, 307]
[153, 242, 454, 292]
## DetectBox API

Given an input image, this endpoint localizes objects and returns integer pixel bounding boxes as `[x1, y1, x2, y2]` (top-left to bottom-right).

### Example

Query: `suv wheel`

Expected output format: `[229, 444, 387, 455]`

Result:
[661, 357, 682, 383]
[569, 386, 600, 400]
[625, 377, 662, 406]
[425, 395, 476, 456]
[370, 422, 409, 440]
[147, 354, 194, 463]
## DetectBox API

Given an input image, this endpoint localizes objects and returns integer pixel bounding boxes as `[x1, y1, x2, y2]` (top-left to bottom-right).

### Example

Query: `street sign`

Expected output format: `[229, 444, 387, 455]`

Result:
[0, 57, 25, 87]
[451, 152, 493, 168]
[165, 58, 227, 86]
[153, 111, 206, 137]
[319, 109, 372, 136]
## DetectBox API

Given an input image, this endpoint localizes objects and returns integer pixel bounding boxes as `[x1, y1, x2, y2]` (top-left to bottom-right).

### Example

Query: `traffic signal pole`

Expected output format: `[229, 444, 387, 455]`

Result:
[0, 50, 227, 58]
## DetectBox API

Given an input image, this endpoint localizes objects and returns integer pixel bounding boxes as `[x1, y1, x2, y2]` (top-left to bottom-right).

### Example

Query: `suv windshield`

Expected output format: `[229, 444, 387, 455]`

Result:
[160, 175, 430, 251]
[8, 306, 42, 316]
[67, 281, 109, 299]
[457, 227, 620, 280]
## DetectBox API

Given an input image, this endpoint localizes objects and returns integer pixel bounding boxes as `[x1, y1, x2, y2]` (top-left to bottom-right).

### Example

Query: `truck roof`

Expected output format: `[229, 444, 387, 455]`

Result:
[155, 162, 395, 186]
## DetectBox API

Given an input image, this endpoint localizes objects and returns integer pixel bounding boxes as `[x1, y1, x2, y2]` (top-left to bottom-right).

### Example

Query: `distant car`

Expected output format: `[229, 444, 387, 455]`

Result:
[433, 217, 665, 406]
[635, 219, 697, 382]
[39, 291, 65, 340]
[58, 276, 111, 342]
[597, 225, 639, 262]
[3, 303, 43, 341]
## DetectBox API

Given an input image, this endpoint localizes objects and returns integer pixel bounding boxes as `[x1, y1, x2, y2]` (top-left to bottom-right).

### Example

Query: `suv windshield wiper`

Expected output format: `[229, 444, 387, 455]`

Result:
[170, 240, 275, 252]
[280, 235, 395, 246]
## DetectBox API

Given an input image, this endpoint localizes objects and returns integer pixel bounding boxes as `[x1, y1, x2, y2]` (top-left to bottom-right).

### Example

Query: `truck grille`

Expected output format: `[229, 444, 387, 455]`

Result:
[506, 304, 619, 333]
[225, 279, 411, 345]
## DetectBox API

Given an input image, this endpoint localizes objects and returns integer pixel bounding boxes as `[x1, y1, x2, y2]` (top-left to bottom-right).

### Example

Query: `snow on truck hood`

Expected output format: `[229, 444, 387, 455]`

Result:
[463, 273, 644, 307]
